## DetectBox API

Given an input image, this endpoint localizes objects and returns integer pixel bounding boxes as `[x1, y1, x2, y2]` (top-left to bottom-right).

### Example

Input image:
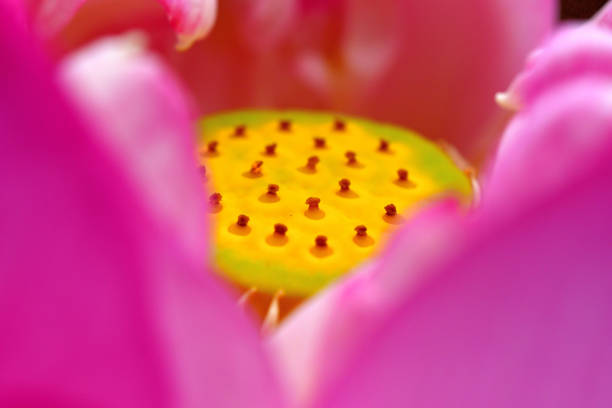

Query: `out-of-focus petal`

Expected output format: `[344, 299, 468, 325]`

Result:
[28, 0, 217, 49]
[486, 77, 612, 210]
[233, 0, 298, 50]
[0, 11, 283, 408]
[57, 0, 554, 163]
[5, 0, 29, 28]
[503, 25, 612, 109]
[313, 114, 612, 408]
[59, 32, 204, 257]
[160, 0, 217, 50]
[270, 199, 465, 407]
[593, 0, 612, 29]
[27, 0, 87, 34]
[343, 0, 556, 162]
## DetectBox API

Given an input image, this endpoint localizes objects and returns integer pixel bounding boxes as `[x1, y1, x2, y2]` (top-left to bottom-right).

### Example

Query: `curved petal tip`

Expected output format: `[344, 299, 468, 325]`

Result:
[161, 0, 218, 50]
[495, 91, 520, 111]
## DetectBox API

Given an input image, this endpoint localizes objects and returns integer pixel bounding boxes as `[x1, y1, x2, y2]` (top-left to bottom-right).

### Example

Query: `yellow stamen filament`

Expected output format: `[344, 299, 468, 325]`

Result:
[238, 287, 257, 307]
[262, 289, 284, 334]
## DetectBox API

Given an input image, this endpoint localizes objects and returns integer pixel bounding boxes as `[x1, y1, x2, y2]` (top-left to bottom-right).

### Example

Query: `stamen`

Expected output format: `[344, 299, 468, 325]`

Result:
[250, 160, 263, 175]
[305, 197, 324, 219]
[229, 213, 251, 235]
[337, 178, 358, 198]
[307, 156, 319, 170]
[339, 178, 351, 191]
[306, 197, 320, 210]
[209, 192, 222, 206]
[345, 151, 357, 165]
[267, 184, 279, 196]
[385, 204, 397, 216]
[199, 165, 207, 178]
[333, 119, 346, 131]
[354, 225, 367, 237]
[394, 168, 415, 189]
[279, 120, 292, 132]
[267, 223, 289, 246]
[260, 183, 280, 203]
[265, 143, 277, 156]
[233, 125, 246, 137]
[315, 235, 328, 247]
[208, 141, 218, 154]
[353, 224, 374, 247]
[311, 234, 333, 257]
[397, 169, 408, 181]
[274, 223, 288, 236]
[236, 214, 250, 227]
[209, 192, 223, 215]
[382, 203, 403, 225]
[314, 137, 326, 149]
[378, 139, 389, 152]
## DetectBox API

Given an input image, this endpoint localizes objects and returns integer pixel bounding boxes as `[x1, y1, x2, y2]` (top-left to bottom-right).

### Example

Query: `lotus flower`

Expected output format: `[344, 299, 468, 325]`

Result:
[3, 1, 612, 408]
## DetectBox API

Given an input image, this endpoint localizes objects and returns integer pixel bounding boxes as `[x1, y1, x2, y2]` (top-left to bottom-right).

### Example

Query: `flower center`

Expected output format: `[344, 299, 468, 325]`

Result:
[199, 111, 472, 316]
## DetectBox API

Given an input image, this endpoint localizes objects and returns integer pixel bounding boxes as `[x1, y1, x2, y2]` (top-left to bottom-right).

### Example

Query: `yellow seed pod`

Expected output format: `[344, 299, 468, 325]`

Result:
[198, 110, 472, 298]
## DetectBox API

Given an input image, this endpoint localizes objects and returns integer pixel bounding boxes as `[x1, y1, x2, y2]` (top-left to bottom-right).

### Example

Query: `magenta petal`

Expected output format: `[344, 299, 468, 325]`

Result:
[59, 33, 206, 259]
[314, 127, 612, 408]
[0, 13, 283, 408]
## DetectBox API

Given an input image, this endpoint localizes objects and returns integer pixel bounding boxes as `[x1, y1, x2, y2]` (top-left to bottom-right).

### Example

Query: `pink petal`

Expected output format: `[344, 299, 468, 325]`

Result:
[275, 19, 612, 404]
[26, 0, 87, 34]
[27, 0, 217, 49]
[57, 0, 554, 162]
[0, 12, 283, 408]
[337, 0, 556, 160]
[593, 0, 612, 29]
[270, 199, 466, 407]
[313, 106, 612, 408]
[5, 0, 29, 29]
[59, 32, 205, 258]
[230, 0, 298, 50]
[503, 25, 612, 109]
[486, 77, 612, 212]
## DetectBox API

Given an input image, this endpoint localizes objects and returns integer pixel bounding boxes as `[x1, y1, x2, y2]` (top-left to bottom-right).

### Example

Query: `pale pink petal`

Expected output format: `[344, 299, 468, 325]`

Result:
[593, 0, 612, 29]
[0, 13, 283, 408]
[486, 77, 612, 212]
[59, 32, 205, 257]
[27, 0, 88, 34]
[270, 199, 466, 407]
[28, 0, 217, 49]
[503, 25, 612, 109]
[313, 113, 612, 408]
